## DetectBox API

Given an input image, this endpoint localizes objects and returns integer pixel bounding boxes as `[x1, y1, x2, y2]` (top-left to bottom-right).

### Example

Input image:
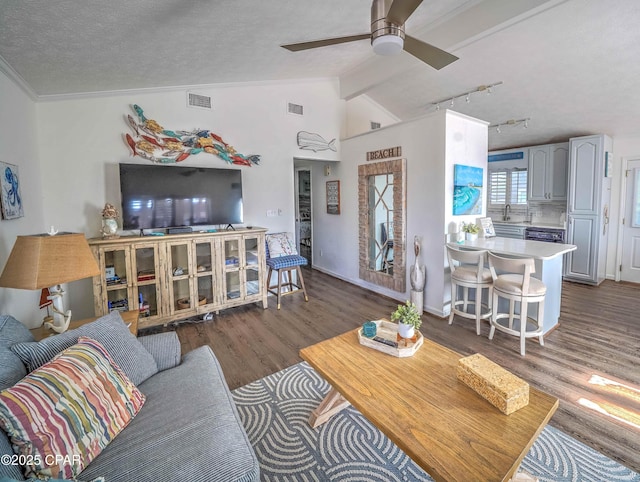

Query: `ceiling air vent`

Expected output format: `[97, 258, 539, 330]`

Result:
[370, 121, 381, 130]
[187, 92, 212, 110]
[287, 102, 304, 116]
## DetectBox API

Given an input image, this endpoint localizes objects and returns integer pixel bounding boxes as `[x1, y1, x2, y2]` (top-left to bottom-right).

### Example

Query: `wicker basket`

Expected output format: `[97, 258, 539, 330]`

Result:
[176, 295, 207, 310]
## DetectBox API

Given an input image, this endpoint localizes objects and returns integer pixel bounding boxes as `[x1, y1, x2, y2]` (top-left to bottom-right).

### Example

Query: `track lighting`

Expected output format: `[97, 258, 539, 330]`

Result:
[489, 117, 531, 133]
[428, 81, 503, 111]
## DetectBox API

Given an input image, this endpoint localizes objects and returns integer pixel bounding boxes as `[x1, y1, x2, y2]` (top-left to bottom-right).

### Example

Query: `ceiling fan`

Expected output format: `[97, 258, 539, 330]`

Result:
[281, 0, 458, 70]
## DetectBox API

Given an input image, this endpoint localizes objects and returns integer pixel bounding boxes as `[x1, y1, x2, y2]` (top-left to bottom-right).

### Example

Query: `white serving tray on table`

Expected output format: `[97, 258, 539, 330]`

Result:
[357, 319, 423, 357]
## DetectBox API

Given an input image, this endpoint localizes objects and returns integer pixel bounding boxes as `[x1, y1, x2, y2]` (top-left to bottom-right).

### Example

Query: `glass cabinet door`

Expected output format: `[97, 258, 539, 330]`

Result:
[244, 236, 261, 297]
[222, 235, 262, 302]
[103, 247, 131, 314]
[132, 244, 160, 319]
[194, 239, 215, 307]
[168, 242, 193, 314]
[223, 237, 241, 302]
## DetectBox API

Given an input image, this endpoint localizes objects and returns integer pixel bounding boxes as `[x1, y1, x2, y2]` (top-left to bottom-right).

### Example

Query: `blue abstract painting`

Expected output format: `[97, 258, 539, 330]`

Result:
[0, 162, 24, 220]
[453, 164, 483, 215]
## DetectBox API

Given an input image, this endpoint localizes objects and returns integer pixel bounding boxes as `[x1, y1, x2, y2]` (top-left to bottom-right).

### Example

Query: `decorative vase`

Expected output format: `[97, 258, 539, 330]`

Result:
[410, 236, 426, 314]
[102, 218, 118, 238]
[465, 232, 478, 241]
[101, 203, 120, 239]
[398, 322, 415, 339]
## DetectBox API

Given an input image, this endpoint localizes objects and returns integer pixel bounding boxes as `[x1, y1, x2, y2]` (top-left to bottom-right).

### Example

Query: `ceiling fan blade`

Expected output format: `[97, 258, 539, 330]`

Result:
[281, 34, 370, 52]
[403, 34, 458, 70]
[386, 0, 424, 25]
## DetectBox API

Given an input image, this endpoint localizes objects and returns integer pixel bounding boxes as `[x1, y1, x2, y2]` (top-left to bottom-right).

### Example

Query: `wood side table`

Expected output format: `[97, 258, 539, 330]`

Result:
[30, 310, 139, 341]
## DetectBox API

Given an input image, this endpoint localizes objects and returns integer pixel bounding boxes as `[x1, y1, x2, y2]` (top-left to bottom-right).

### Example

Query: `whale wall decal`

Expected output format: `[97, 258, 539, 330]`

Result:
[297, 131, 337, 153]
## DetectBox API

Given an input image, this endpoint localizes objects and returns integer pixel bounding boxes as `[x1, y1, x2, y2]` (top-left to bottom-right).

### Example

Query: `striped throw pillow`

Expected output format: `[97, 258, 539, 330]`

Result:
[0, 337, 146, 480]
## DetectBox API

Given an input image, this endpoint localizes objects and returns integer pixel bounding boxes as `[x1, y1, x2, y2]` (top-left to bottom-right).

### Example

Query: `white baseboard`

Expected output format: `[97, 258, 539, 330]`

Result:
[310, 266, 446, 319]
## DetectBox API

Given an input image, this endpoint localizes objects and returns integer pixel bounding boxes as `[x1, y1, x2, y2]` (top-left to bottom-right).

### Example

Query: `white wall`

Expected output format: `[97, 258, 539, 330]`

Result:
[345, 94, 401, 138]
[312, 109, 487, 316]
[31, 79, 343, 321]
[0, 70, 46, 323]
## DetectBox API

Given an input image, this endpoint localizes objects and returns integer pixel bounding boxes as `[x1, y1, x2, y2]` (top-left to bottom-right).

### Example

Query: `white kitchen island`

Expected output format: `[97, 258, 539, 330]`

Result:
[448, 237, 577, 335]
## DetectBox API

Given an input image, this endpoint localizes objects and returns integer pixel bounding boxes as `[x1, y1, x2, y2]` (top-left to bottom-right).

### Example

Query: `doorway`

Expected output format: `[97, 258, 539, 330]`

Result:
[295, 169, 312, 265]
[619, 158, 640, 283]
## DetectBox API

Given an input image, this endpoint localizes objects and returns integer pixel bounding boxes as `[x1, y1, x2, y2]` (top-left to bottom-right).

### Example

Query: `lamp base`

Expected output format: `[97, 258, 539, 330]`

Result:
[46, 285, 73, 333]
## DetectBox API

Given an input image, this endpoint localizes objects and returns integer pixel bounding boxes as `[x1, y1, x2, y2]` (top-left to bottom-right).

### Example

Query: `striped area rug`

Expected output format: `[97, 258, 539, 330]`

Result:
[231, 362, 639, 482]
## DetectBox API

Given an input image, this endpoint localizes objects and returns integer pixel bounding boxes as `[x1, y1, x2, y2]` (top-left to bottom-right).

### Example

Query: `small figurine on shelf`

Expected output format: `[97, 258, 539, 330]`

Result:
[101, 203, 120, 239]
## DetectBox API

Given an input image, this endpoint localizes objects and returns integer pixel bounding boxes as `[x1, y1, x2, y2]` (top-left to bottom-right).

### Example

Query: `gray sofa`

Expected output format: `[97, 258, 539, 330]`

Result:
[0, 312, 259, 482]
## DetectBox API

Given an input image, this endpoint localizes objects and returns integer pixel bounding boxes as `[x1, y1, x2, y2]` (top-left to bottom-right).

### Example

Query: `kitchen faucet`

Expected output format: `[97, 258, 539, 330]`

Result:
[503, 204, 511, 221]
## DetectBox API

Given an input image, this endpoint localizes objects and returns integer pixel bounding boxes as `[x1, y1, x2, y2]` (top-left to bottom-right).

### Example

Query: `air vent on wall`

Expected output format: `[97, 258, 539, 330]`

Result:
[187, 92, 212, 110]
[370, 121, 381, 130]
[287, 102, 304, 116]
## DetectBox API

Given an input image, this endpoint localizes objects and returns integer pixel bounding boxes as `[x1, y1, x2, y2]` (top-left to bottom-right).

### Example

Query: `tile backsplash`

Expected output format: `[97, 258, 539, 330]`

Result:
[487, 201, 566, 225]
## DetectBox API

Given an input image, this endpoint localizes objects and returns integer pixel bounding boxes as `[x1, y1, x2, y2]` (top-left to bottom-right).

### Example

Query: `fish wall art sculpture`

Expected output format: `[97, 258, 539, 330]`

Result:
[123, 105, 260, 166]
[297, 131, 337, 153]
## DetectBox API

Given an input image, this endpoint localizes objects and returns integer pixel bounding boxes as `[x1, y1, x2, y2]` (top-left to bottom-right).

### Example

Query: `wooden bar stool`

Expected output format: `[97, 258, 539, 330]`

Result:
[487, 253, 546, 356]
[446, 246, 493, 335]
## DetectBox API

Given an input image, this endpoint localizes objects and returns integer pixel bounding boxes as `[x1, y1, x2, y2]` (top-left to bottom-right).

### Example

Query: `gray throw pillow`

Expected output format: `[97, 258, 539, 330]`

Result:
[0, 315, 34, 392]
[0, 314, 35, 347]
[10, 311, 158, 386]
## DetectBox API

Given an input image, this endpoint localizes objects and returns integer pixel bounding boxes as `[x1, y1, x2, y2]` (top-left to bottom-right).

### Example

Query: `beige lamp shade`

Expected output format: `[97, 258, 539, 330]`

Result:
[0, 232, 100, 289]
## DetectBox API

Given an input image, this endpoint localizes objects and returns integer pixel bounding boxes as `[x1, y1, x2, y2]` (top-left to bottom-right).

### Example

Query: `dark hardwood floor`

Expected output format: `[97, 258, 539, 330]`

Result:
[149, 268, 640, 473]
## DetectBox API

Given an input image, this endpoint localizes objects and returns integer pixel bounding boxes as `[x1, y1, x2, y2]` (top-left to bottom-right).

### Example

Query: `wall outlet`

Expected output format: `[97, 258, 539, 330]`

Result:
[319, 250, 323, 257]
[266, 209, 277, 217]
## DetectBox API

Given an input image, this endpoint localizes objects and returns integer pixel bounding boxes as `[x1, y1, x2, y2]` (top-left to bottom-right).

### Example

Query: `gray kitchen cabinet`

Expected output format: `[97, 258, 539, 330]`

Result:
[528, 143, 568, 202]
[564, 135, 612, 284]
[564, 215, 597, 282]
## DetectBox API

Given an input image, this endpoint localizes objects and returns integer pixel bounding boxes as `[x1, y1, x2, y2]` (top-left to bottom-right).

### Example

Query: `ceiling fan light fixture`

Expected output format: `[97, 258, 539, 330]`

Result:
[372, 35, 404, 56]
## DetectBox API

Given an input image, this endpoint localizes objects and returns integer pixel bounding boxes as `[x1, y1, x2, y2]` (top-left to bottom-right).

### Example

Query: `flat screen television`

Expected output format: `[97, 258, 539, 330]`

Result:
[119, 163, 243, 231]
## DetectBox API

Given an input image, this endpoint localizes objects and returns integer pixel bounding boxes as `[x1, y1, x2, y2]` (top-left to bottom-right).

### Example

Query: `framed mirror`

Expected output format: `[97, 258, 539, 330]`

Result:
[358, 158, 406, 292]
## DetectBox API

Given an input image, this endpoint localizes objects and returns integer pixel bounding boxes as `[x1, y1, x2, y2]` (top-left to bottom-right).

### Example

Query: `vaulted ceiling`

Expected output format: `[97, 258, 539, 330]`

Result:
[1, 0, 639, 150]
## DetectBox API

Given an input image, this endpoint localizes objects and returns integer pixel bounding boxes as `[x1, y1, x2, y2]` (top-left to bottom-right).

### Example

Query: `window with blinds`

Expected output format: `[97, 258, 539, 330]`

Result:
[510, 169, 528, 204]
[489, 168, 528, 206]
[489, 171, 507, 204]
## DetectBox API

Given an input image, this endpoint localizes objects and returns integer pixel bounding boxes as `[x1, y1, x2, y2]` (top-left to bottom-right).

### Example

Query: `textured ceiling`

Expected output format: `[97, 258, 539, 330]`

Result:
[1, 0, 639, 150]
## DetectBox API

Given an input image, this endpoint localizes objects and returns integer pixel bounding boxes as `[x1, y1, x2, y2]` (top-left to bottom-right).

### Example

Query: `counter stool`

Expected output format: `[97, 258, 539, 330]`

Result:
[487, 253, 546, 356]
[446, 246, 493, 335]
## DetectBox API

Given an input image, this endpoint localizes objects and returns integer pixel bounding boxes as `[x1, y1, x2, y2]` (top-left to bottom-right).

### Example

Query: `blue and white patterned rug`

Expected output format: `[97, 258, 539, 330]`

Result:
[232, 362, 639, 482]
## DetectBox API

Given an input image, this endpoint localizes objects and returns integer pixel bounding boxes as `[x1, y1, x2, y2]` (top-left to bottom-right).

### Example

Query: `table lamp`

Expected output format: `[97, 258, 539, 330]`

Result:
[0, 232, 100, 333]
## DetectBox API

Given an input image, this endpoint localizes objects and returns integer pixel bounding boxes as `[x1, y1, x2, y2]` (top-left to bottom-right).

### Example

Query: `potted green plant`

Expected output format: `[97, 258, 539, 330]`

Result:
[461, 222, 480, 241]
[391, 300, 422, 339]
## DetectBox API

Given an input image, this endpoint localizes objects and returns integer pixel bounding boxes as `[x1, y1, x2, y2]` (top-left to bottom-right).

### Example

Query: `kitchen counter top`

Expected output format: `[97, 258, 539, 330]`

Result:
[449, 237, 576, 260]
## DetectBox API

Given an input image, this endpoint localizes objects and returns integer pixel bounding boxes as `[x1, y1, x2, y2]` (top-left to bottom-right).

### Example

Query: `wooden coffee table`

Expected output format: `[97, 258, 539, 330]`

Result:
[300, 328, 558, 482]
